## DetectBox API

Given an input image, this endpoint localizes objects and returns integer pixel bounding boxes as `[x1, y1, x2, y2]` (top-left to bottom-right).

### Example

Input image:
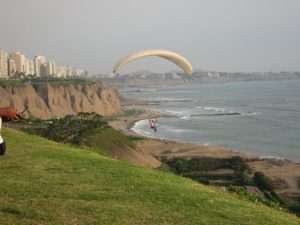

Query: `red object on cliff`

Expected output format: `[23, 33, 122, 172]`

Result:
[0, 107, 23, 121]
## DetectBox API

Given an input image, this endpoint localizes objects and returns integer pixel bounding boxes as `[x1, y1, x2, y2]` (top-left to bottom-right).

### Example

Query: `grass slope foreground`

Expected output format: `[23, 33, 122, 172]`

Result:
[0, 129, 299, 225]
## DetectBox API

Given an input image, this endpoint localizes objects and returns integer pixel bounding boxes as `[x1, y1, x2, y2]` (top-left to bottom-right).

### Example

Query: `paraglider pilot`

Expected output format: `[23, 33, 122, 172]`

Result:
[149, 118, 158, 132]
[0, 107, 23, 155]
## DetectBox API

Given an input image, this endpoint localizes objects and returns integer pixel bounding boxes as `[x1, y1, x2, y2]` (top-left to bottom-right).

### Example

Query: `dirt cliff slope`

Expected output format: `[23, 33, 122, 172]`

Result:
[0, 83, 123, 119]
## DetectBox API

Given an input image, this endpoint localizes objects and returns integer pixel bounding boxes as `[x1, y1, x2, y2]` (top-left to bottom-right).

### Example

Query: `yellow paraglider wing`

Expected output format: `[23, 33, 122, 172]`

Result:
[113, 50, 193, 75]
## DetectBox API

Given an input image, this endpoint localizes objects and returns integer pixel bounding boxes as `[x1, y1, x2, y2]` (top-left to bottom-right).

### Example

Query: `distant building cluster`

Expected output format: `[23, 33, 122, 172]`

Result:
[0, 48, 88, 79]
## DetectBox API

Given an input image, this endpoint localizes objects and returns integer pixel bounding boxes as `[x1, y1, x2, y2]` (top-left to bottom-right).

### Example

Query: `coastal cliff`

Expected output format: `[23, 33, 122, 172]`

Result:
[0, 82, 123, 119]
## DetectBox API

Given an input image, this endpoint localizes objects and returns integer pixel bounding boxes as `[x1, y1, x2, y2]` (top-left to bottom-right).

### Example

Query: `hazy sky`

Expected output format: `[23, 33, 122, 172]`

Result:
[1, 0, 300, 74]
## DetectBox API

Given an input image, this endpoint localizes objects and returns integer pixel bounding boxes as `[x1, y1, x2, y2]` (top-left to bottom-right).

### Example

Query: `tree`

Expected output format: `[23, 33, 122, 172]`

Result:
[166, 158, 190, 174]
[229, 156, 251, 174]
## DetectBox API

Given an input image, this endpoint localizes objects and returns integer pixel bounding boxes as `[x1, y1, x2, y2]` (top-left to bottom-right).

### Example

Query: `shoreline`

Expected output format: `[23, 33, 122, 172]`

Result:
[109, 109, 300, 195]
[128, 116, 281, 162]
[129, 117, 296, 162]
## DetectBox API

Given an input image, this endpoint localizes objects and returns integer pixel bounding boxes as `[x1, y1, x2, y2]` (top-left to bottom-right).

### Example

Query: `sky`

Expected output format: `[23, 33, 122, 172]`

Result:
[1, 0, 300, 74]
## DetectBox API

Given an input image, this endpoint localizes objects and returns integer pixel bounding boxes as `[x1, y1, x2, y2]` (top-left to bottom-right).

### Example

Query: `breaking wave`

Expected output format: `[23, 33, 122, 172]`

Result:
[163, 106, 259, 119]
[130, 120, 153, 137]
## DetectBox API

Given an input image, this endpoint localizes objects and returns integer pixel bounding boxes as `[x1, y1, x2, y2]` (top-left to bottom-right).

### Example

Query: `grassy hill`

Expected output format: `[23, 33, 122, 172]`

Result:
[0, 128, 299, 225]
[81, 127, 160, 167]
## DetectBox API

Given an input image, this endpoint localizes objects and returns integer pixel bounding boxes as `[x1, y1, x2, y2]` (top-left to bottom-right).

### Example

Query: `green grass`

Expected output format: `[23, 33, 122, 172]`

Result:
[0, 79, 25, 86]
[82, 127, 135, 151]
[0, 78, 94, 87]
[126, 135, 146, 142]
[0, 128, 299, 225]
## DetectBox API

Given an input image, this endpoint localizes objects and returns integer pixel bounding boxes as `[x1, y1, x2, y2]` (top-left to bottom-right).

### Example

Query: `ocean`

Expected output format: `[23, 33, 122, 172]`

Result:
[120, 79, 300, 162]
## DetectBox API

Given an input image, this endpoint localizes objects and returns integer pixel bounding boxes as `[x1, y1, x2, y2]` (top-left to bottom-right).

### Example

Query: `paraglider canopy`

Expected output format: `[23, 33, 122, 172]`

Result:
[113, 49, 193, 75]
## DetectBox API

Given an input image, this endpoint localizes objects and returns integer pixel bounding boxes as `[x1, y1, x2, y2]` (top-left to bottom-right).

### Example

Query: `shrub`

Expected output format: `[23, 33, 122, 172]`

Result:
[28, 114, 42, 122]
[23, 112, 108, 145]
[254, 172, 275, 191]
[227, 186, 279, 209]
[165, 156, 251, 174]
[287, 204, 300, 216]
[263, 190, 278, 203]
[235, 173, 254, 186]
[189, 157, 220, 171]
[270, 191, 285, 205]
[156, 163, 174, 173]
[228, 156, 251, 174]
[166, 158, 190, 174]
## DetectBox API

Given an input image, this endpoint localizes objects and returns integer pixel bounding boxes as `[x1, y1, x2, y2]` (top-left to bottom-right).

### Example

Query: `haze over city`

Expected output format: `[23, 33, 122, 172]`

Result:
[1, 0, 300, 74]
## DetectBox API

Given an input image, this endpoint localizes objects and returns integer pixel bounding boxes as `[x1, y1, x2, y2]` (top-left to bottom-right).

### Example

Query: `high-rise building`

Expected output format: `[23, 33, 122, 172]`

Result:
[28, 60, 35, 75]
[0, 48, 8, 78]
[9, 52, 26, 74]
[25, 59, 29, 75]
[46, 60, 56, 76]
[56, 65, 67, 77]
[66, 66, 73, 77]
[3, 49, 88, 79]
[24, 59, 34, 75]
[8, 59, 16, 77]
[34, 55, 47, 77]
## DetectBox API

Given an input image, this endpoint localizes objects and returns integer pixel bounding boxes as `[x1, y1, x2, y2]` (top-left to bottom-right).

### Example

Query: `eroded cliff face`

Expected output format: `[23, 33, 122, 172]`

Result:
[0, 83, 123, 119]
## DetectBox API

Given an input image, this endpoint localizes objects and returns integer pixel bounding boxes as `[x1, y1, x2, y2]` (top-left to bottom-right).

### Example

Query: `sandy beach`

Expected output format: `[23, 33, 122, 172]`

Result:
[109, 110, 300, 195]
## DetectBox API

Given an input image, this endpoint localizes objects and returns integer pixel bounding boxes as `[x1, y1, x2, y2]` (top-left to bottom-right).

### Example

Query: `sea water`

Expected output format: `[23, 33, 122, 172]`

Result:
[120, 79, 300, 162]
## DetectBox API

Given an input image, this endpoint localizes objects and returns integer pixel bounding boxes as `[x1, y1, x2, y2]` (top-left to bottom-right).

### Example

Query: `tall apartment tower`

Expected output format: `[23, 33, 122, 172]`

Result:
[8, 59, 16, 77]
[34, 55, 47, 77]
[0, 48, 8, 78]
[24, 59, 34, 75]
[46, 60, 56, 76]
[29, 60, 35, 75]
[9, 52, 27, 74]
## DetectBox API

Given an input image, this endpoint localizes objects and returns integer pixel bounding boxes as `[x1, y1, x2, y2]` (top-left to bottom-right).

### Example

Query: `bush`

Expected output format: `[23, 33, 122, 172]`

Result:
[287, 204, 300, 216]
[229, 156, 251, 174]
[263, 190, 278, 203]
[165, 156, 251, 175]
[295, 196, 300, 204]
[156, 163, 174, 173]
[28, 114, 41, 122]
[270, 191, 285, 205]
[23, 112, 108, 145]
[166, 158, 190, 174]
[227, 186, 279, 209]
[189, 157, 221, 171]
[235, 173, 254, 186]
[254, 172, 275, 191]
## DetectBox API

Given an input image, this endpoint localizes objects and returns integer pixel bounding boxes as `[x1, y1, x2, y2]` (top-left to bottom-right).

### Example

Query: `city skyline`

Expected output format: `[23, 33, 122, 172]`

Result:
[0, 47, 88, 78]
[1, 0, 300, 74]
